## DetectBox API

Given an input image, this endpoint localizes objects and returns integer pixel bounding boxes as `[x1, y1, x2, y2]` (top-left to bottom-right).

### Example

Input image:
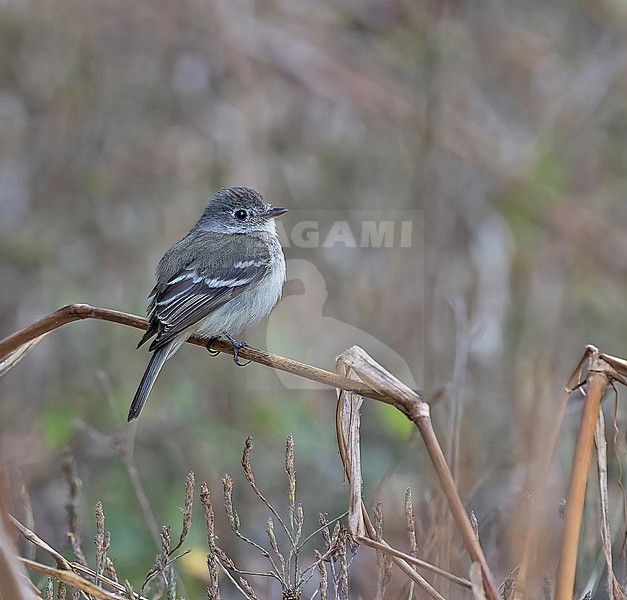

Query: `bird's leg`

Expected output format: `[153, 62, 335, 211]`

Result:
[223, 333, 251, 367]
[205, 337, 220, 356]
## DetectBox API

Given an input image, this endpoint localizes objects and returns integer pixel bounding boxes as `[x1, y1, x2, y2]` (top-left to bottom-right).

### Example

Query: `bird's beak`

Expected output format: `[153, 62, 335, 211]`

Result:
[264, 206, 288, 219]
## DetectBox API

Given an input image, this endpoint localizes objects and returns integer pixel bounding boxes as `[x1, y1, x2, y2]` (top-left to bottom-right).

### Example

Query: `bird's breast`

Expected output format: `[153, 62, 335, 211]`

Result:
[196, 251, 286, 337]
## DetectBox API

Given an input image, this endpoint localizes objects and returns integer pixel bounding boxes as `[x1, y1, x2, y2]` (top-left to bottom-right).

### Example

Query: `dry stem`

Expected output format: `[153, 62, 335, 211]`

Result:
[555, 351, 611, 600]
[0, 304, 395, 405]
[335, 347, 499, 600]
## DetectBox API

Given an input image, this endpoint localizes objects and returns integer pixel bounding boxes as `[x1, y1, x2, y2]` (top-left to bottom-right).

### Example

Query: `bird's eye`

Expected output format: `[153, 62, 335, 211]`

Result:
[234, 209, 248, 221]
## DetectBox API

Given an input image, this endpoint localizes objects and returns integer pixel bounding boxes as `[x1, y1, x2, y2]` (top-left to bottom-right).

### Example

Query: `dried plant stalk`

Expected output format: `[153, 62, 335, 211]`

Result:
[373, 502, 392, 600]
[94, 501, 109, 579]
[336, 357, 448, 600]
[172, 471, 195, 554]
[336, 346, 498, 600]
[0, 513, 39, 600]
[0, 304, 391, 402]
[404, 489, 418, 558]
[594, 410, 621, 599]
[285, 434, 296, 530]
[18, 558, 126, 600]
[556, 353, 611, 600]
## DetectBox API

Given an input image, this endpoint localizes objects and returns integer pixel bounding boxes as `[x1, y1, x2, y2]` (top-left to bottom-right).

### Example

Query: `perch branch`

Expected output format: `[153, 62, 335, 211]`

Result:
[0, 304, 393, 404]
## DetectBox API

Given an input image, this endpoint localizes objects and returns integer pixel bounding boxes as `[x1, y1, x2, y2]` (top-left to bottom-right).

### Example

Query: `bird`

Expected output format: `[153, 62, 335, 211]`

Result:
[128, 186, 287, 421]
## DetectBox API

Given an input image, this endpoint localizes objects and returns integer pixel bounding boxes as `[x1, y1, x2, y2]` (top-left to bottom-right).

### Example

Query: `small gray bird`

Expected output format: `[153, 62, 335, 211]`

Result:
[129, 186, 287, 421]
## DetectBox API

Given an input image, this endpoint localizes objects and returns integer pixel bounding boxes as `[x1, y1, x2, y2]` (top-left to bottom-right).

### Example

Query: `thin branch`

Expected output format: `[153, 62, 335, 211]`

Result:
[241, 437, 295, 548]
[222, 474, 283, 579]
[0, 304, 403, 405]
[10, 515, 72, 571]
[18, 557, 129, 600]
[0, 513, 39, 600]
[356, 536, 471, 589]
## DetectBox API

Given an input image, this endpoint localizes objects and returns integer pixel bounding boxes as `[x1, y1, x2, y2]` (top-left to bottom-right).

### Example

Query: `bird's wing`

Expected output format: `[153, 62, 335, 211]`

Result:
[140, 259, 269, 351]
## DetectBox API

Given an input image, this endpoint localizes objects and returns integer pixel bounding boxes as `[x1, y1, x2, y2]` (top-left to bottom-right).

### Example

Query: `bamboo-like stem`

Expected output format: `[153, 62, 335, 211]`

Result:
[515, 347, 593, 596]
[555, 356, 610, 600]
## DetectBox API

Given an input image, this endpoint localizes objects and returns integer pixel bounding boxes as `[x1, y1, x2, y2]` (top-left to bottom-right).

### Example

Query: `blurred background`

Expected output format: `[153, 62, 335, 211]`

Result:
[1, 0, 627, 597]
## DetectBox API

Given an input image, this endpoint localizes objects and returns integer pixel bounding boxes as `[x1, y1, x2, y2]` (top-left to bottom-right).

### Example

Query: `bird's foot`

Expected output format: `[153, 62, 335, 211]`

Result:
[224, 333, 251, 366]
[205, 338, 220, 356]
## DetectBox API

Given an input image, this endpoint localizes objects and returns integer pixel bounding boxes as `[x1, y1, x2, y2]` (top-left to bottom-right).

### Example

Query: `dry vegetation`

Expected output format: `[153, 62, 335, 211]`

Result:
[2, 1, 627, 599]
[2, 309, 627, 598]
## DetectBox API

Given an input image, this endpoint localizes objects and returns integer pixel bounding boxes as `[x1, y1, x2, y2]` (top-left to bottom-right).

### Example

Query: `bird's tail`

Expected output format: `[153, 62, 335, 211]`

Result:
[128, 343, 172, 421]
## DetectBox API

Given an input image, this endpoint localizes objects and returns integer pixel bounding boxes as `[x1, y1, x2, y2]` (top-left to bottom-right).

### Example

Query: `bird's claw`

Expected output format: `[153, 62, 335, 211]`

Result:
[205, 338, 220, 356]
[224, 334, 251, 367]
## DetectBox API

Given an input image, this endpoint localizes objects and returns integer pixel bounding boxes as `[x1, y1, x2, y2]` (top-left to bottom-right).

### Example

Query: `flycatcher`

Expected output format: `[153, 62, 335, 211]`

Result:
[128, 186, 288, 421]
